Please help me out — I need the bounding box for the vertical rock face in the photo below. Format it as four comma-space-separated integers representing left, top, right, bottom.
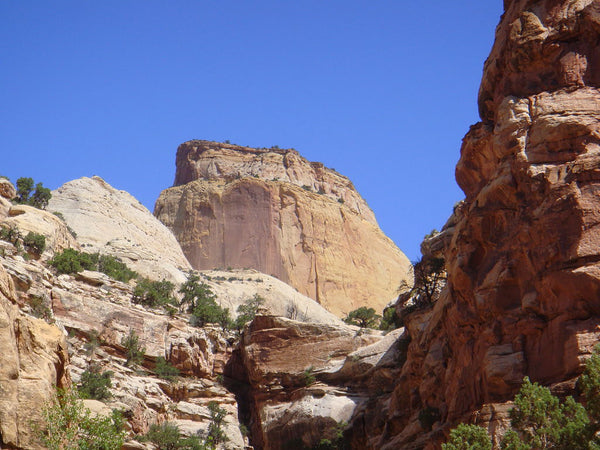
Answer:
0, 263, 69, 449
349, 1, 600, 448
155, 141, 412, 316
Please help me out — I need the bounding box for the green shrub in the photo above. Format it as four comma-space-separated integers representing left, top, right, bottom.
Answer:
23, 231, 46, 255
141, 422, 207, 450
155, 356, 179, 381
302, 366, 316, 386
180, 273, 231, 328
78, 364, 113, 400
49, 248, 96, 274
206, 401, 228, 448
379, 307, 401, 331
444, 347, 600, 449
144, 422, 182, 450
133, 278, 176, 308
96, 254, 137, 282
442, 424, 492, 450
121, 330, 146, 367
37, 388, 125, 450
49, 249, 137, 282
0, 225, 22, 246
310, 420, 348, 450
234, 294, 265, 330
343, 306, 381, 329
15, 177, 51, 209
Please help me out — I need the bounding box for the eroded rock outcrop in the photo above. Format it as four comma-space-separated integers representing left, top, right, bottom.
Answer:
231, 315, 404, 449
49, 176, 192, 283
348, 1, 600, 448
0, 262, 69, 449
0, 183, 349, 449
155, 141, 412, 316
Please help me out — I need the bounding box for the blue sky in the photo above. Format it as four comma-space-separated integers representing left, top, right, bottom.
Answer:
1, 1, 503, 260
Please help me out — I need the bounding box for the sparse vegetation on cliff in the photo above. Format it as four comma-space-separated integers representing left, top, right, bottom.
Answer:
49, 249, 138, 282
234, 293, 264, 330
344, 306, 380, 329
121, 330, 146, 367
180, 273, 232, 328
132, 278, 177, 308
154, 356, 180, 381
443, 347, 600, 449
14, 177, 52, 209
78, 363, 113, 400
23, 231, 46, 255
37, 389, 125, 450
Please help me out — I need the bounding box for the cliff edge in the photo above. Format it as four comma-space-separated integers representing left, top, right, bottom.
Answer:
155, 141, 412, 317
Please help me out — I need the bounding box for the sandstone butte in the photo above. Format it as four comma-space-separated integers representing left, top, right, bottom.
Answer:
154, 140, 412, 317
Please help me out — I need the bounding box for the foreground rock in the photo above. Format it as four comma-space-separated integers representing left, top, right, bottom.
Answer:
348, 1, 600, 448
232, 315, 403, 449
155, 141, 412, 316
48, 176, 192, 283
0, 262, 69, 449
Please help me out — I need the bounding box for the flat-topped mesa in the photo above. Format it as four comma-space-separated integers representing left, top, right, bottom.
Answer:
156, 140, 412, 317
173, 140, 377, 225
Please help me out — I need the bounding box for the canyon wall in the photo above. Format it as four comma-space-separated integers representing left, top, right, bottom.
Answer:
348, 1, 600, 448
155, 141, 412, 316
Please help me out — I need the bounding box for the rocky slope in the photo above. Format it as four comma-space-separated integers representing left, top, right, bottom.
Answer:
3, 176, 395, 449
345, 1, 600, 448
155, 141, 412, 316
48, 176, 192, 284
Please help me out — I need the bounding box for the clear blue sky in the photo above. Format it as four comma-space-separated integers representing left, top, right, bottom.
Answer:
1, 1, 503, 260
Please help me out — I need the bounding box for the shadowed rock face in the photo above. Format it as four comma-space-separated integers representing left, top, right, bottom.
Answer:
347, 1, 600, 448
155, 141, 412, 317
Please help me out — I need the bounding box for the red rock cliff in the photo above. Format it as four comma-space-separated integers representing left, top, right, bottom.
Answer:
349, 1, 600, 448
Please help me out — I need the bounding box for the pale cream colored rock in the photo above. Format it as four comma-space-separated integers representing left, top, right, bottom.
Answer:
48, 176, 192, 283
198, 269, 343, 326
2, 204, 79, 256
83, 399, 114, 418
156, 177, 411, 317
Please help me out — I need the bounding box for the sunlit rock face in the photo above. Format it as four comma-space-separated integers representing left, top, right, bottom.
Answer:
49, 176, 193, 284
155, 140, 412, 317
347, 1, 600, 448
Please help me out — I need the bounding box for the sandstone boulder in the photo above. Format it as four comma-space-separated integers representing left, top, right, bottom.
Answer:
0, 178, 16, 200
234, 315, 398, 449
2, 204, 79, 256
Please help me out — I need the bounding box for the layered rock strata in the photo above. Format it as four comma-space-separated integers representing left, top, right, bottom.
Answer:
348, 1, 600, 448
0, 261, 69, 449
155, 141, 412, 316
0, 176, 352, 449
230, 315, 405, 449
